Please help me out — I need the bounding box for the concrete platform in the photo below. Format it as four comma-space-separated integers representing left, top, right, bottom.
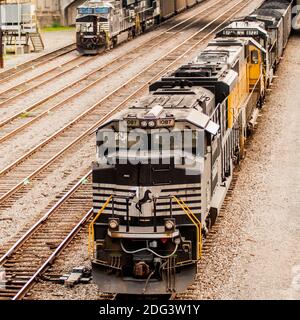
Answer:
1, 29, 75, 71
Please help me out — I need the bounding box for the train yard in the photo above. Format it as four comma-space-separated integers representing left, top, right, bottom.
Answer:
0, 0, 299, 301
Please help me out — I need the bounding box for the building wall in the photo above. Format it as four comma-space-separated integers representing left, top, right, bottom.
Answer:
61, 0, 84, 26
35, 0, 62, 27
3, 0, 81, 27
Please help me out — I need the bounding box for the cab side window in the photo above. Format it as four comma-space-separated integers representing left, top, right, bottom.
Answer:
251, 50, 259, 64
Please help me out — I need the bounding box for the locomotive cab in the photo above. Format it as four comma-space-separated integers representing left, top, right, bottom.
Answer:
76, 3, 111, 54
76, 0, 161, 55
76, 14, 107, 54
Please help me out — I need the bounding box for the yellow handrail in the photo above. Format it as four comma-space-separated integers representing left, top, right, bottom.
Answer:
173, 196, 202, 260
88, 195, 202, 260
88, 195, 113, 257
135, 14, 141, 34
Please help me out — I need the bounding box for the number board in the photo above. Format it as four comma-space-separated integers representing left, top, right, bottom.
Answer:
156, 119, 175, 128
221, 29, 260, 37
94, 7, 110, 14
126, 119, 140, 127
78, 7, 93, 14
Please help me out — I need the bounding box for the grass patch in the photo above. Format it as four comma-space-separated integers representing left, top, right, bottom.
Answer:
19, 112, 34, 119
42, 24, 75, 32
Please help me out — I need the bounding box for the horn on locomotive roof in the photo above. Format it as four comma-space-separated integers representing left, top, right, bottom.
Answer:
145, 105, 164, 118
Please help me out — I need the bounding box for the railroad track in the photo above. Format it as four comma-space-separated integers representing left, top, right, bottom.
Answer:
0, 172, 93, 300
0, 43, 76, 84
0, 0, 252, 300
0, 54, 93, 109
0, 0, 250, 210
0, 0, 225, 142
0, 0, 217, 115
19, 172, 239, 301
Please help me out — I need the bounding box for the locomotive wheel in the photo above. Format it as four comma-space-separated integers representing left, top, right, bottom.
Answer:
112, 37, 117, 48
155, 15, 161, 25
132, 27, 136, 38
257, 95, 263, 109
128, 29, 134, 40
234, 149, 241, 166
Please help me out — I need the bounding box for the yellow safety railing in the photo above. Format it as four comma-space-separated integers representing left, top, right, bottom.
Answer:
173, 196, 202, 260
105, 31, 110, 49
135, 15, 141, 34
88, 195, 113, 258
88, 195, 202, 260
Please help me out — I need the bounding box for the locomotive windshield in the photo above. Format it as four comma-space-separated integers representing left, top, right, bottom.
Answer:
76, 15, 98, 33
76, 22, 94, 33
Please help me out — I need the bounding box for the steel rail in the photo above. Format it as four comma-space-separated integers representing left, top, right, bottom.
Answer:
0, 0, 222, 123
0, 170, 92, 265
0, 55, 94, 108
11, 207, 94, 300
0, 0, 210, 84
0, 0, 225, 144
0, 0, 250, 207
0, 43, 76, 83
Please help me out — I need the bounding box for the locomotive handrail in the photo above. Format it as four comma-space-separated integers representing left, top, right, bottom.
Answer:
173, 196, 202, 260
88, 195, 113, 257
89, 195, 202, 259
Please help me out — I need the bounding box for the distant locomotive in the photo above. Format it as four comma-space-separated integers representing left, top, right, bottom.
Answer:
88, 0, 293, 295
76, 0, 205, 54
76, 0, 161, 54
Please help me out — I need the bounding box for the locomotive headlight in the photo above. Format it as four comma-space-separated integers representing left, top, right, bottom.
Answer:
164, 218, 176, 232
141, 121, 148, 128
108, 218, 119, 230
148, 120, 156, 128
